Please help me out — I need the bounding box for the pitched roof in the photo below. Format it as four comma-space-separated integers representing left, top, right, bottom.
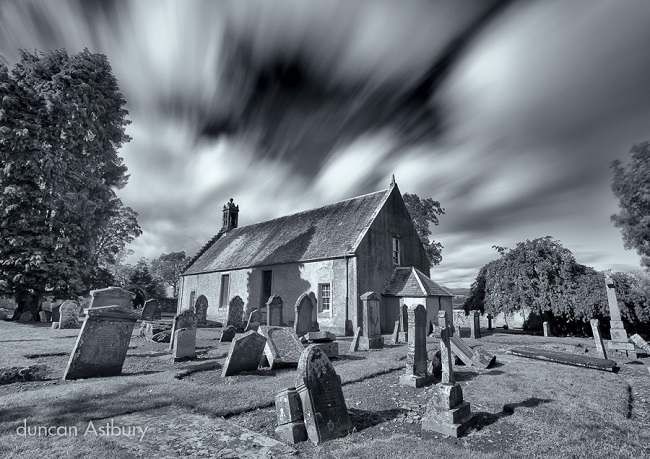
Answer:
183, 187, 393, 275
382, 266, 453, 297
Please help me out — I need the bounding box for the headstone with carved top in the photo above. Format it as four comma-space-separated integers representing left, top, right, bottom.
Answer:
398, 304, 435, 388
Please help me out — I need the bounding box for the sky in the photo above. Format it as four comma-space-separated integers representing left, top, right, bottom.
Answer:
1, 0, 649, 288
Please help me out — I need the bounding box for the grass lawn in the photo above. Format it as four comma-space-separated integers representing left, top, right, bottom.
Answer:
0, 320, 648, 458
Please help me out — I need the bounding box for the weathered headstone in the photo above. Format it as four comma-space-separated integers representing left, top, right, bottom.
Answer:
63, 306, 140, 380
543, 321, 551, 337
172, 328, 197, 362
140, 321, 172, 342
267, 295, 284, 326
470, 311, 481, 339
274, 387, 308, 444
294, 293, 315, 337
421, 310, 474, 437
471, 346, 496, 369
398, 304, 408, 343
399, 304, 434, 388
296, 345, 351, 445
51, 304, 61, 323
306, 331, 336, 342
390, 320, 400, 344
221, 330, 267, 377
220, 325, 237, 343
604, 272, 637, 358
226, 296, 244, 328
630, 334, 650, 354
0, 365, 48, 385
89, 287, 135, 309
258, 326, 305, 368
245, 309, 261, 332
38, 311, 49, 322
58, 301, 81, 329
194, 295, 208, 324
449, 335, 495, 370
169, 309, 198, 350
487, 314, 493, 330
507, 347, 618, 372
349, 327, 361, 353
590, 319, 607, 359
140, 299, 160, 321
312, 341, 339, 359
359, 292, 384, 350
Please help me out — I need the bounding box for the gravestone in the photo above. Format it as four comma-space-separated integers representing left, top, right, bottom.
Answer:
398, 304, 408, 343
543, 321, 551, 337
359, 292, 384, 350
221, 330, 267, 377
487, 314, 493, 330
449, 335, 495, 370
63, 306, 140, 380
59, 301, 81, 329
258, 326, 305, 369
422, 310, 474, 437
390, 320, 400, 344
194, 295, 208, 324
470, 311, 481, 339
245, 309, 261, 332
294, 293, 315, 337
140, 299, 160, 321
399, 304, 434, 388
51, 304, 61, 323
169, 309, 198, 351
89, 287, 135, 309
630, 334, 650, 354
508, 348, 618, 372
220, 325, 237, 343
274, 387, 307, 444
590, 319, 607, 359
604, 272, 636, 358
226, 296, 244, 328
172, 328, 197, 362
306, 331, 336, 342
312, 341, 339, 359
296, 345, 351, 445
267, 295, 284, 326
349, 327, 361, 353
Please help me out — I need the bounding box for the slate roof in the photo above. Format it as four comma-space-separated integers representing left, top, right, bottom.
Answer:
382, 266, 453, 297
183, 187, 393, 275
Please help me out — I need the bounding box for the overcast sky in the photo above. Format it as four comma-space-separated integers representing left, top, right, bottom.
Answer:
2, 0, 649, 288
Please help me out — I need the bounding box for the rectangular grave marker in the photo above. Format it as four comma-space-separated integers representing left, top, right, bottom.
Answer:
221, 330, 267, 377
258, 326, 305, 368
590, 319, 607, 359
172, 328, 197, 362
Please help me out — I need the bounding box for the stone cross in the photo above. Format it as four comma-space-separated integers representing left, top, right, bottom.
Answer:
590, 319, 607, 359
359, 292, 383, 350
439, 310, 454, 385
266, 295, 284, 326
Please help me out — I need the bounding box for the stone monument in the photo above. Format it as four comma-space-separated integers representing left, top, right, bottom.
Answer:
267, 295, 284, 326
359, 292, 384, 350
604, 272, 636, 358
398, 304, 435, 388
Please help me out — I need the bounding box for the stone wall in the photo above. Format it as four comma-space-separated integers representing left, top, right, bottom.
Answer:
452, 308, 542, 330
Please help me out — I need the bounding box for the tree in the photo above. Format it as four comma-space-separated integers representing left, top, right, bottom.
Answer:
128, 258, 166, 301
0, 49, 132, 317
151, 251, 189, 298
611, 141, 650, 269
403, 193, 445, 266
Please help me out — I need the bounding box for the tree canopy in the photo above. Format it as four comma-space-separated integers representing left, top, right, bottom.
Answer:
151, 251, 189, 298
402, 193, 445, 266
0, 49, 133, 299
611, 141, 650, 269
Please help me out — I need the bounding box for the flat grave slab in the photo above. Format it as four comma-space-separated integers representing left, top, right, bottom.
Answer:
507, 347, 618, 372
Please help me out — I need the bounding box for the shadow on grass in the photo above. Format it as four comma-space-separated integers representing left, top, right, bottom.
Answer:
348, 407, 407, 432
123, 370, 164, 377
337, 354, 367, 361
175, 362, 221, 380
472, 397, 552, 431
24, 352, 69, 359
128, 351, 170, 358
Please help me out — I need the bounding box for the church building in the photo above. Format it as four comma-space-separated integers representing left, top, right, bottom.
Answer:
178, 179, 453, 336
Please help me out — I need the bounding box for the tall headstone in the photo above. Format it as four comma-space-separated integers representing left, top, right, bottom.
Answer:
169, 309, 198, 351
543, 321, 551, 337
294, 293, 315, 337
172, 327, 197, 362
296, 345, 351, 445
51, 304, 61, 323
359, 292, 384, 350
89, 287, 135, 309
274, 387, 307, 444
590, 319, 608, 359
398, 304, 408, 343
245, 309, 261, 332
63, 306, 140, 380
349, 327, 361, 353
390, 320, 400, 344
140, 299, 160, 321
226, 296, 244, 328
604, 272, 637, 358
267, 295, 284, 326
221, 330, 267, 377
194, 295, 209, 324
422, 310, 474, 437
399, 304, 434, 388
470, 311, 481, 339
58, 301, 81, 329
258, 326, 305, 369
487, 314, 493, 330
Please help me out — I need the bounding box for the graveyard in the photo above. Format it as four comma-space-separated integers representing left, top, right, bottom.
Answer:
1, 305, 648, 459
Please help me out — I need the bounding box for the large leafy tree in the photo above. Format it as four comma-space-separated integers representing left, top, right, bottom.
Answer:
611, 141, 650, 269
129, 258, 166, 301
403, 193, 445, 266
151, 251, 189, 298
0, 49, 132, 310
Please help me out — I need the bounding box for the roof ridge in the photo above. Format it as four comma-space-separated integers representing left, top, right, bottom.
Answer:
412, 266, 428, 296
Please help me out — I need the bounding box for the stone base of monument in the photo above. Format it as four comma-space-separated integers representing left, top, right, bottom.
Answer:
275, 421, 308, 444
607, 342, 637, 359
398, 332, 408, 343
398, 372, 436, 388
422, 383, 474, 438
313, 341, 339, 359
358, 335, 384, 350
